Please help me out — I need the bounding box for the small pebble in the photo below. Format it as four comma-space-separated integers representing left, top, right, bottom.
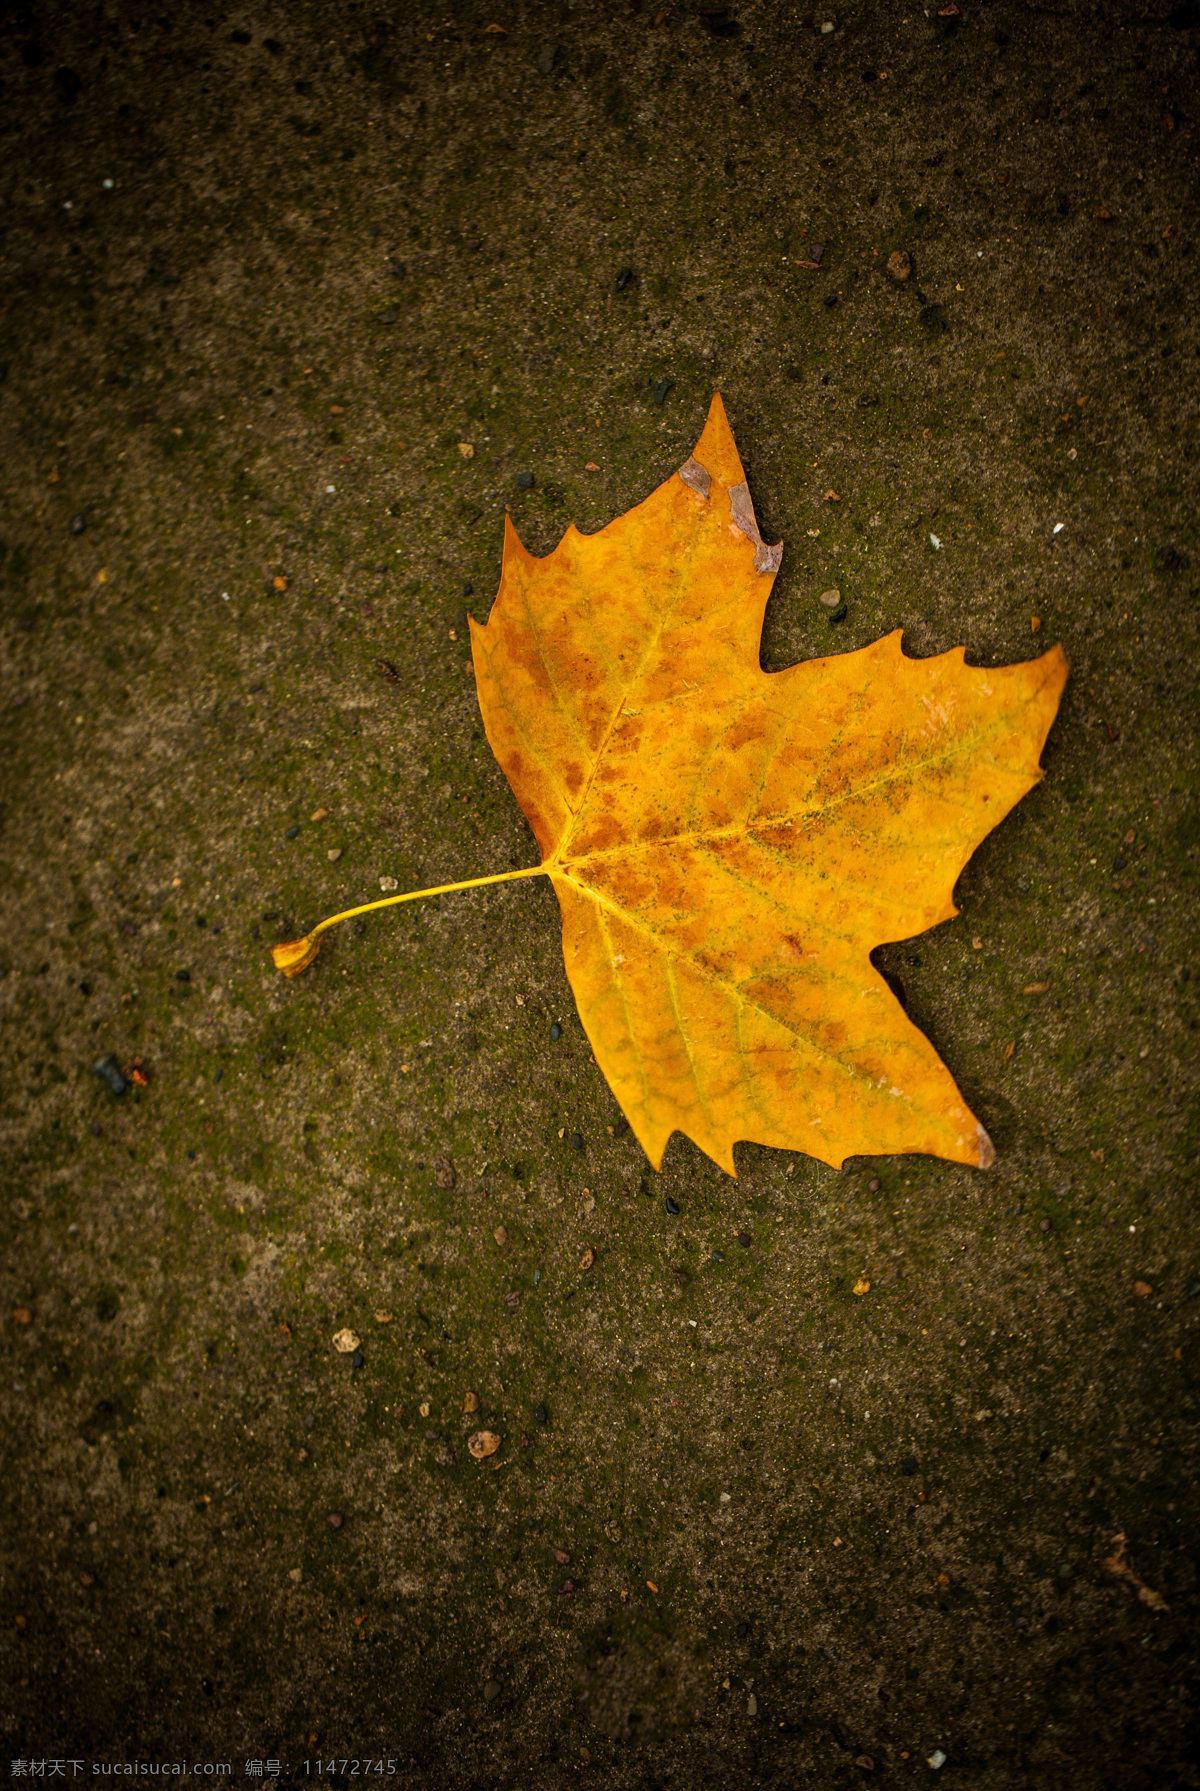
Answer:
327, 847, 342, 862
175, 969, 191, 983
886, 249, 912, 282
351, 1350, 364, 1369
823, 294, 838, 308
285, 824, 301, 840
70, 514, 86, 535
829, 603, 848, 625
549, 1023, 562, 1041
900, 1455, 918, 1476
737, 1230, 752, 1247
819, 588, 842, 609
327, 1511, 344, 1529
558, 1579, 577, 1596
533, 1403, 548, 1425
570, 1132, 584, 1153
736, 1620, 750, 1638
665, 1197, 680, 1215
1039, 1219, 1051, 1233
869, 1178, 881, 1192
616, 267, 636, 291
93, 1053, 127, 1097
483, 1679, 503, 1702
515, 472, 535, 490
652, 377, 674, 408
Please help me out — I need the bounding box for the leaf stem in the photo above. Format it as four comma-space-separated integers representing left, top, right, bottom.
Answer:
311, 863, 549, 935
270, 863, 549, 976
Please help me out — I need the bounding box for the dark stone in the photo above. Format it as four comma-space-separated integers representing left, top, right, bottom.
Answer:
616, 267, 636, 292
712, 1250, 724, 1262
230, 28, 252, 43
737, 1230, 753, 1247
536, 42, 558, 73
377, 307, 398, 325
857, 392, 879, 408
515, 471, 535, 490
202, 1677, 214, 1696
823, 294, 838, 308
829, 603, 848, 624
1039, 1218, 1051, 1233
93, 1054, 127, 1097
70, 514, 86, 535
351, 1350, 364, 1369
433, 1155, 456, 1189
736, 1620, 750, 1638
286, 823, 301, 839
54, 67, 83, 102
665, 1197, 680, 1215
550, 1023, 562, 1041
900, 1455, 918, 1476
570, 1132, 584, 1153
652, 377, 674, 407
861, 68, 878, 81
175, 969, 191, 982
327, 1511, 344, 1529
701, 8, 741, 36
187, 1150, 197, 1161
1113, 854, 1126, 871
533, 1403, 548, 1424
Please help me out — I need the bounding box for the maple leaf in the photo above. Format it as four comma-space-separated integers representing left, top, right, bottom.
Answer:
274, 394, 1067, 1177
469, 395, 1067, 1173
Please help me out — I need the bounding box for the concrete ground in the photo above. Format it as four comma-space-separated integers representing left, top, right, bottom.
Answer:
1, 0, 1197, 1785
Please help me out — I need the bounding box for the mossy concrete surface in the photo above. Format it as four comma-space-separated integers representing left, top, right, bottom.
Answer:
1, 1, 1197, 1784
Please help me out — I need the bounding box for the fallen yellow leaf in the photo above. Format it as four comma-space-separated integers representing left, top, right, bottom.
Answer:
646, 1580, 659, 1594
272, 395, 1068, 1177
471, 395, 1066, 1173
853, 1277, 871, 1296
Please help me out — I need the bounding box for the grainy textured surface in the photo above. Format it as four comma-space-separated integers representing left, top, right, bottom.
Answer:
1, 2, 1197, 1786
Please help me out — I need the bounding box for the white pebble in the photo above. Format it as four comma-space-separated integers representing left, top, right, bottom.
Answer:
928, 1751, 947, 1770
103, 178, 114, 190
930, 533, 942, 550
325, 484, 336, 493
